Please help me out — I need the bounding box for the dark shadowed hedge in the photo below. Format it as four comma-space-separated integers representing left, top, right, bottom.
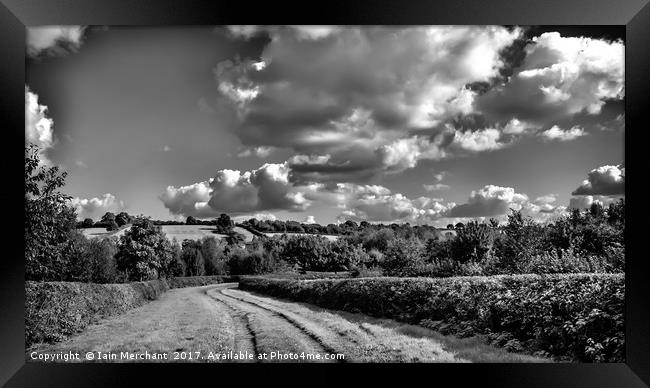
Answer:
25, 279, 169, 347
167, 275, 240, 288
240, 273, 624, 362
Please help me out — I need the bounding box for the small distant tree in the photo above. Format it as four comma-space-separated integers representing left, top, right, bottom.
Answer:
81, 218, 95, 228
106, 220, 119, 231
186, 216, 197, 225
447, 224, 454, 230
455, 222, 465, 229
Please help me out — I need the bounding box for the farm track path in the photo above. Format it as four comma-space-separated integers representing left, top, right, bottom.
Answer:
28, 283, 549, 363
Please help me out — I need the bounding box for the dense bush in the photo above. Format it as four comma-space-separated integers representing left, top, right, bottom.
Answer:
25, 279, 169, 347
115, 219, 176, 281
240, 273, 624, 362
280, 235, 368, 272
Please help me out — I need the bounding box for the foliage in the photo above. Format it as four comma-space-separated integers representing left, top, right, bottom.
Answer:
180, 240, 206, 276
26, 279, 169, 347
115, 218, 175, 281
381, 237, 426, 276
25, 143, 78, 281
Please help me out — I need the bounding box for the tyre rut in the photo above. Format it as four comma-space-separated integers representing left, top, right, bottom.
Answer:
207, 285, 345, 363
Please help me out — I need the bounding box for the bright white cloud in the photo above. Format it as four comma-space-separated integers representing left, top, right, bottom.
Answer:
159, 181, 218, 218
377, 135, 447, 173
70, 193, 126, 221
27, 26, 86, 57
25, 86, 55, 163
161, 163, 312, 218
572, 164, 625, 196
452, 128, 505, 152
446, 185, 529, 218
541, 125, 585, 141
477, 32, 624, 126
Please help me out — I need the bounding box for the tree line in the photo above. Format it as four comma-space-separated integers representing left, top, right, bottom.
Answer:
26, 142, 625, 283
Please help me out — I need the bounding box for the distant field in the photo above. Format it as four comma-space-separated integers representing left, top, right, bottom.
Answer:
160, 225, 229, 242
264, 232, 339, 241
80, 227, 130, 239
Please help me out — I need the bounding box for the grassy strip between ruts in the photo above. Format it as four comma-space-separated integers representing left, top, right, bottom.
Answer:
239, 273, 624, 362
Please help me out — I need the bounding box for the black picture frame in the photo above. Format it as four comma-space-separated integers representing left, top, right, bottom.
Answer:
1, 1, 648, 386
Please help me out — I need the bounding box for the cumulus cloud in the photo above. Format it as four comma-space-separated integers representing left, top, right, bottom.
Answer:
25, 86, 55, 163
477, 32, 624, 126
159, 181, 218, 218
304, 215, 316, 224
568, 195, 618, 210
376, 135, 447, 173
452, 128, 505, 152
70, 193, 126, 221
445, 185, 529, 218
216, 26, 522, 180
541, 125, 585, 141
501, 118, 538, 135
161, 163, 312, 218
572, 164, 625, 196
27, 26, 86, 57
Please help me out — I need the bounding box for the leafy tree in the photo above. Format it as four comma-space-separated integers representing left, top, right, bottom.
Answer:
81, 218, 94, 228
166, 239, 186, 277
200, 236, 228, 275
181, 240, 206, 276
25, 143, 78, 281
451, 221, 496, 263
115, 218, 174, 281
607, 199, 625, 226
186, 216, 197, 225
447, 224, 454, 230
216, 213, 233, 230
101, 212, 116, 223
106, 220, 120, 231
455, 222, 465, 229
381, 237, 426, 276
115, 212, 130, 227
281, 235, 331, 271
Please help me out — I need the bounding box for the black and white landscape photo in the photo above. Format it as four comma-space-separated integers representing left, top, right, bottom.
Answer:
25, 25, 625, 363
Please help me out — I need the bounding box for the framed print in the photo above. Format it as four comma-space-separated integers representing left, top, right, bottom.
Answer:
1, 0, 649, 386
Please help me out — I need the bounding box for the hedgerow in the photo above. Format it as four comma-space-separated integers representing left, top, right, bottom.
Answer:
167, 275, 239, 288
240, 273, 624, 362
25, 279, 169, 347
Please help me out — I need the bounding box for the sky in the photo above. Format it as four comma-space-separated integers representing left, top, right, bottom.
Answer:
25, 25, 625, 227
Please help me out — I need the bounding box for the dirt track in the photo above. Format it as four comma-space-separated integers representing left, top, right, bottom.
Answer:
28, 283, 548, 363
